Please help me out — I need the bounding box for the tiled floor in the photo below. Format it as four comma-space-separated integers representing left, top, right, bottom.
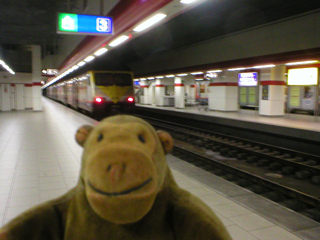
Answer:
0, 97, 319, 240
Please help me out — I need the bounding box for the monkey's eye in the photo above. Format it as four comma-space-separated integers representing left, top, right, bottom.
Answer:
97, 133, 103, 142
138, 134, 145, 143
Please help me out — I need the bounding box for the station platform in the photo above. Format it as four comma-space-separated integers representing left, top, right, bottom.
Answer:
135, 104, 320, 156
0, 97, 319, 239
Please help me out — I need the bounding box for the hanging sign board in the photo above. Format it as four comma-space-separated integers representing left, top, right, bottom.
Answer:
57, 13, 113, 35
287, 68, 318, 85
238, 72, 258, 86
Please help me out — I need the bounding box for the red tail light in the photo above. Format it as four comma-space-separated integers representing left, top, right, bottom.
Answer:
127, 97, 134, 103
95, 97, 103, 103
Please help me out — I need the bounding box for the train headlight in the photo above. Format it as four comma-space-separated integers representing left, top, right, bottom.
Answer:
127, 97, 134, 103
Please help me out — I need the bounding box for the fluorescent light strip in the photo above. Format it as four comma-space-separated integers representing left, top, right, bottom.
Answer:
109, 35, 129, 47
252, 64, 275, 69
0, 59, 15, 74
133, 14, 167, 32
177, 73, 188, 76
147, 77, 155, 80
228, 67, 246, 71
84, 56, 95, 62
285, 60, 318, 66
180, 0, 197, 4
191, 72, 203, 75
156, 76, 164, 79
77, 61, 86, 66
165, 75, 175, 78
94, 48, 108, 56
207, 70, 222, 73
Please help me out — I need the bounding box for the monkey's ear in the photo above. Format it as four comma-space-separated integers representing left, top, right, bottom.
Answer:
157, 131, 174, 154
75, 125, 94, 147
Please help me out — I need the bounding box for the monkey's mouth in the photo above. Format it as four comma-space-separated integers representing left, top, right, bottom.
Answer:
88, 177, 153, 197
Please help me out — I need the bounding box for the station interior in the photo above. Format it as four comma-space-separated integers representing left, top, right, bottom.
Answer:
0, 0, 320, 239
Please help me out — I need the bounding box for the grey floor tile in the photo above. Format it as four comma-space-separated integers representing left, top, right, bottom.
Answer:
226, 225, 259, 240
232, 194, 319, 232
229, 213, 275, 232
250, 226, 302, 240
294, 227, 320, 240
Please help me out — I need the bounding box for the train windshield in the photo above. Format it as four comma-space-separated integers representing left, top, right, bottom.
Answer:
94, 73, 132, 86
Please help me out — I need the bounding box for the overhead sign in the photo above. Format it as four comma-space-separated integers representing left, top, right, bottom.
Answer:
57, 13, 113, 35
287, 68, 318, 85
238, 72, 258, 86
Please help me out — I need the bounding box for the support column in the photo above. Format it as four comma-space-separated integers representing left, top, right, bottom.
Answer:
174, 77, 185, 108
140, 80, 149, 105
208, 71, 238, 111
155, 79, 165, 106
31, 45, 42, 111
259, 65, 286, 116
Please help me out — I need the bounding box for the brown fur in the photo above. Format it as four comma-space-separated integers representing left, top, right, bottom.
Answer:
0, 115, 231, 239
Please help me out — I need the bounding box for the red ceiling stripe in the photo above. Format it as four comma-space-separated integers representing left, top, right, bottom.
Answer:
209, 82, 238, 86
260, 81, 286, 85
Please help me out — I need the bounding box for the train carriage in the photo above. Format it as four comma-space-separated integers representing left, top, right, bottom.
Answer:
46, 70, 135, 117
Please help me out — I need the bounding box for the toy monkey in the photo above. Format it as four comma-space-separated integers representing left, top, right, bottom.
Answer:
0, 115, 231, 239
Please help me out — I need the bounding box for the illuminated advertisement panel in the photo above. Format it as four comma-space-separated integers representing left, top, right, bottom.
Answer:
57, 13, 113, 35
287, 68, 318, 85
238, 72, 258, 86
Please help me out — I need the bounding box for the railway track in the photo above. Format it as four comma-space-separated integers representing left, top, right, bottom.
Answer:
136, 114, 320, 222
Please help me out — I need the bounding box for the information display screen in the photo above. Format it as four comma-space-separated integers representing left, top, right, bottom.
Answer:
238, 72, 258, 86
57, 13, 113, 35
287, 68, 318, 85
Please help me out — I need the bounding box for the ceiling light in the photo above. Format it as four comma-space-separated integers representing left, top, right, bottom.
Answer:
207, 70, 222, 73
94, 48, 108, 56
228, 67, 246, 71
191, 72, 203, 75
285, 60, 318, 66
147, 77, 155, 80
252, 64, 275, 69
133, 14, 167, 32
109, 35, 129, 47
71, 65, 79, 70
156, 76, 164, 78
77, 61, 86, 66
177, 73, 188, 76
0, 59, 15, 74
165, 75, 175, 78
84, 56, 95, 62
180, 0, 197, 4
140, 78, 147, 80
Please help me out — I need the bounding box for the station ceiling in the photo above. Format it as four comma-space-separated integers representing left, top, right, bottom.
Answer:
0, 0, 320, 73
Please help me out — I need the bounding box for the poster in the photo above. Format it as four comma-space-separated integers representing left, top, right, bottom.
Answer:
262, 85, 269, 100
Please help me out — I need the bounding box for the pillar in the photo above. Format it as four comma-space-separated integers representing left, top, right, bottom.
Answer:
208, 71, 238, 111
140, 80, 149, 105
259, 65, 286, 116
31, 45, 42, 111
155, 79, 165, 106
174, 77, 185, 108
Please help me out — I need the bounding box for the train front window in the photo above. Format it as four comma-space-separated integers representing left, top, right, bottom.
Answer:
94, 73, 132, 86
95, 73, 114, 86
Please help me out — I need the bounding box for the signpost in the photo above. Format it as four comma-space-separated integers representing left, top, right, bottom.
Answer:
57, 13, 113, 35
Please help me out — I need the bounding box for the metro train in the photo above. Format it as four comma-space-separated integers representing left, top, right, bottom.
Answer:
46, 70, 135, 117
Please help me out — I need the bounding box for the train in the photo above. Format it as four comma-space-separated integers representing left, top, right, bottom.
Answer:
45, 70, 135, 117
